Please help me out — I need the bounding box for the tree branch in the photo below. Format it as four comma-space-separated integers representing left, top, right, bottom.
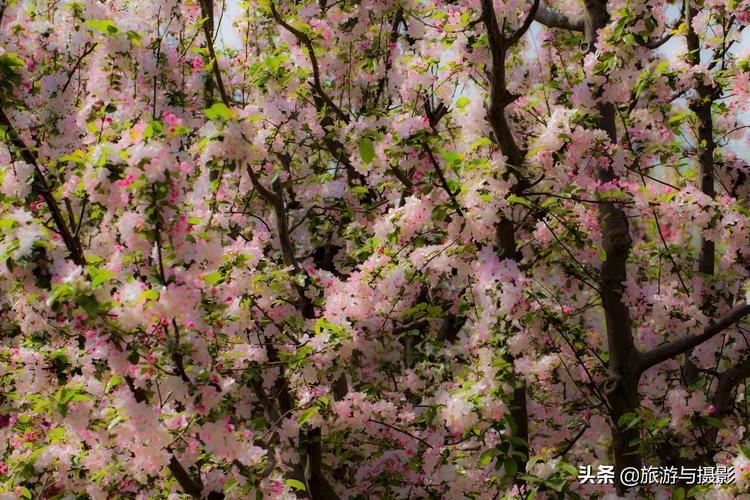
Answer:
479, 3, 532, 485
421, 140, 464, 216
507, 0, 541, 47
167, 455, 206, 499
199, 0, 230, 106
713, 357, 750, 415
246, 163, 281, 205
269, 1, 349, 124
553, 423, 589, 458
641, 2, 684, 50
372, 7, 404, 107
533, 6, 584, 31
638, 302, 750, 374
125, 375, 215, 498
60, 43, 97, 96
0, 107, 85, 265
480, 0, 525, 170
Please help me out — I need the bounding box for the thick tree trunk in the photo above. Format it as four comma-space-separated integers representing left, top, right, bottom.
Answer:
583, 0, 642, 492
496, 221, 530, 484
683, 0, 715, 388
686, 4, 716, 273
479, 0, 532, 485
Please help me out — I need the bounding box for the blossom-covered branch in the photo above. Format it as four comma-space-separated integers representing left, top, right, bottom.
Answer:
638, 302, 750, 374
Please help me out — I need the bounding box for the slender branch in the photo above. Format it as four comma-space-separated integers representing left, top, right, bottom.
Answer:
74, 197, 88, 238
246, 163, 281, 205
507, 0, 541, 47
389, 163, 413, 190
369, 418, 434, 448
479, 2, 533, 485
124, 375, 213, 498
553, 423, 589, 458
199, 0, 230, 106
60, 43, 97, 95
643, 30, 675, 50
266, 6, 370, 194
642, 3, 684, 50
271, 174, 301, 272
269, 0, 349, 124
421, 140, 464, 216
638, 302, 750, 374
0, 107, 85, 265
372, 7, 404, 107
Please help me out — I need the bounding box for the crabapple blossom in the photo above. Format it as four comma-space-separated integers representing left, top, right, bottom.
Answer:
1, 0, 750, 498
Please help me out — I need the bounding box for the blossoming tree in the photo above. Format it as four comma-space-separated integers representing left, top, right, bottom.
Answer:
1, 0, 749, 497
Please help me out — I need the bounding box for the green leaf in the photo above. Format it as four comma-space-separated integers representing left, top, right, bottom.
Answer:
687, 484, 713, 496
47, 283, 74, 306
559, 462, 579, 476
617, 412, 635, 427
545, 478, 566, 492
526, 455, 544, 473
667, 112, 686, 125
47, 427, 65, 443
78, 294, 100, 317
57, 402, 69, 417
284, 479, 307, 492
446, 178, 461, 194
470, 137, 492, 152
0, 52, 26, 89
204, 102, 231, 120
136, 289, 159, 303
170, 125, 190, 135
315, 317, 330, 335
91, 269, 117, 288
504, 458, 518, 477
293, 273, 307, 287
85, 19, 120, 35
0, 218, 17, 230
143, 120, 163, 139
358, 137, 375, 165
107, 415, 123, 430
125, 30, 143, 46
438, 149, 463, 163
705, 416, 727, 429
224, 479, 239, 493
297, 407, 318, 425
431, 205, 447, 222
28, 445, 48, 462
506, 195, 532, 207
204, 271, 225, 285
479, 449, 495, 465
105, 375, 123, 393
57, 387, 76, 405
